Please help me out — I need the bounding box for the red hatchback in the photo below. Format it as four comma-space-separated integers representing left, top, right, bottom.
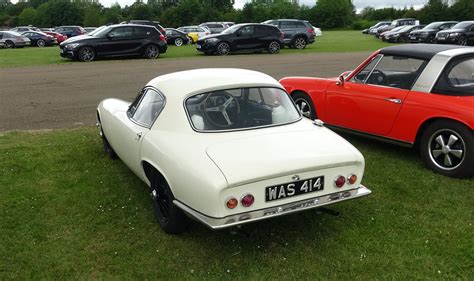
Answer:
280, 44, 474, 178
45, 31, 67, 44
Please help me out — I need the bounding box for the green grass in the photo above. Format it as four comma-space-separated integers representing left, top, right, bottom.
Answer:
0, 31, 392, 68
1, 127, 472, 279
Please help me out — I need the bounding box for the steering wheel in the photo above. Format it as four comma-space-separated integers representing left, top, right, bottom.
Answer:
204, 91, 240, 128
368, 70, 388, 86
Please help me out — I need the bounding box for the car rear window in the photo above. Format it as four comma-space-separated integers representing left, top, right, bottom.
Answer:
185, 87, 300, 132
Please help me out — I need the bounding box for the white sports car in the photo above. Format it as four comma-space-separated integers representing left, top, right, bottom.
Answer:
96, 69, 371, 234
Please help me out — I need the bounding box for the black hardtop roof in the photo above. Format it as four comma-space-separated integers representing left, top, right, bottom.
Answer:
380, 44, 468, 60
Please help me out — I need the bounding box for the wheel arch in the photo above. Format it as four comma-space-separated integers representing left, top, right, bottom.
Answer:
142, 160, 173, 193
414, 117, 473, 149
292, 33, 309, 42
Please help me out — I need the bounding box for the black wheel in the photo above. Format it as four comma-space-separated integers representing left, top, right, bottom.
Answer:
216, 42, 230, 55
5, 40, 14, 48
419, 120, 474, 178
78, 46, 95, 62
37, 39, 45, 47
144, 44, 160, 59
292, 92, 316, 119
150, 171, 189, 234
457, 36, 467, 46
293, 36, 307, 49
268, 41, 281, 54
97, 120, 117, 160
188, 36, 194, 44
174, 37, 183, 47
426, 35, 435, 44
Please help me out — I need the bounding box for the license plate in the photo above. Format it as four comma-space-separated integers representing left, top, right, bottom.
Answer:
265, 176, 324, 202
196, 44, 201, 49
409, 36, 416, 40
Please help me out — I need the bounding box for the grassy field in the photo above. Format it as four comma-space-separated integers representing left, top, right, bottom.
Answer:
0, 31, 393, 68
1, 127, 472, 279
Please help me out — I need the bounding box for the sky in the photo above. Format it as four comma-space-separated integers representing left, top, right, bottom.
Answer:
10, 0, 428, 10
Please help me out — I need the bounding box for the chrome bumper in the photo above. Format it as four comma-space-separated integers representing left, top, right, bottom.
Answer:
173, 184, 371, 230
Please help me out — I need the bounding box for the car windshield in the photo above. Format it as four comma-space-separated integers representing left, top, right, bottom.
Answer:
222, 24, 242, 34
88, 26, 107, 36
398, 26, 414, 32
91, 26, 112, 37
390, 26, 406, 32
451, 22, 473, 29
424, 22, 443, 29
185, 87, 301, 132
6, 31, 21, 36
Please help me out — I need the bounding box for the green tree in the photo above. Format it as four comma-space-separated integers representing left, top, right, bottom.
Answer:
449, 0, 474, 22
419, 0, 448, 23
315, 0, 354, 28
129, 2, 153, 20
103, 4, 122, 25
83, 6, 102, 26
18, 7, 39, 25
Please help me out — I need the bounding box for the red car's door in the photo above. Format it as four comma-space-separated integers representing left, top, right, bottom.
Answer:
324, 54, 426, 136
325, 82, 408, 136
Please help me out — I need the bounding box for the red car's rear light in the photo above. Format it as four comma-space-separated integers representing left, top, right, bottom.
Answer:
280, 32, 284, 40
159, 34, 165, 41
307, 28, 315, 34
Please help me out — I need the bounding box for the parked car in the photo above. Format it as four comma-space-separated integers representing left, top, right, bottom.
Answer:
199, 22, 230, 34
312, 25, 322, 36
121, 20, 166, 35
196, 23, 283, 55
379, 26, 406, 41
409, 21, 458, 43
177, 26, 210, 43
0, 31, 31, 48
0, 39, 5, 48
84, 27, 97, 33
280, 44, 474, 178
263, 19, 315, 49
21, 31, 56, 47
365, 21, 391, 35
384, 25, 425, 43
54, 26, 86, 37
96, 68, 372, 234
10, 26, 41, 32
436, 21, 474, 46
376, 18, 418, 38
165, 28, 190, 46
44, 31, 67, 44
40, 28, 54, 32
59, 24, 167, 62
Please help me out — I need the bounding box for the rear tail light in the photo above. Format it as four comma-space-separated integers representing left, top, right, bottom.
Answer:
241, 194, 254, 207
347, 174, 357, 185
205, 32, 209, 35
334, 175, 346, 188
280, 32, 284, 40
307, 28, 315, 34
159, 34, 165, 41
226, 197, 238, 209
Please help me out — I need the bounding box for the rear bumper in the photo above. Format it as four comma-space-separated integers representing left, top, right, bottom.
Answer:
174, 184, 371, 230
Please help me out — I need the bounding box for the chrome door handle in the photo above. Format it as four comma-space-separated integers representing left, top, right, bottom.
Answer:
136, 132, 142, 139
385, 98, 402, 104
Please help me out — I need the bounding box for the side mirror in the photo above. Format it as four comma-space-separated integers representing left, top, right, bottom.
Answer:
336, 75, 345, 86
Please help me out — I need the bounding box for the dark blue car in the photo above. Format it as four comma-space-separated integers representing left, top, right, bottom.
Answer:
21, 31, 55, 47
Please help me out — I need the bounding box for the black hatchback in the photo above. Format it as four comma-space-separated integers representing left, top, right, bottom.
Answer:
195, 23, 283, 55
59, 24, 167, 62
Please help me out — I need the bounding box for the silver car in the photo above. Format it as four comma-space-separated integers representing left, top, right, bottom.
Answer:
0, 31, 31, 48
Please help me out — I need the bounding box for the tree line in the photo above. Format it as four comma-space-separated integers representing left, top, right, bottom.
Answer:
0, 0, 472, 29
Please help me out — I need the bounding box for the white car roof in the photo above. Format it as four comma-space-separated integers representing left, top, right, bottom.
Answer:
146, 68, 283, 101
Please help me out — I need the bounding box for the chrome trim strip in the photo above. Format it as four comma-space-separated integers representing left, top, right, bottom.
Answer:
173, 185, 371, 230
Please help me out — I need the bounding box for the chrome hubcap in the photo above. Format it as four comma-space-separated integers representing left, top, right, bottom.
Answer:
218, 43, 229, 55
38, 40, 45, 47
269, 42, 280, 53
295, 38, 306, 49
81, 48, 94, 61
294, 98, 311, 118
146, 46, 158, 58
175, 38, 183, 46
429, 129, 465, 170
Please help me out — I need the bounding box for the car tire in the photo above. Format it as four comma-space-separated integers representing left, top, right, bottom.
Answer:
457, 36, 467, 46
292, 92, 316, 119
419, 120, 474, 178
216, 42, 230, 55
293, 37, 307, 49
97, 120, 117, 160
174, 38, 183, 47
268, 41, 281, 54
5, 40, 14, 48
144, 44, 160, 59
78, 46, 95, 62
188, 36, 194, 44
150, 171, 189, 234
37, 39, 45, 47
426, 35, 435, 44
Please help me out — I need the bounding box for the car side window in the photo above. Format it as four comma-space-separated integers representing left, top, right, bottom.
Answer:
279, 21, 295, 29
351, 54, 383, 83
109, 27, 133, 38
433, 56, 474, 96
363, 55, 426, 90
239, 26, 254, 36
131, 88, 165, 128
295, 22, 306, 28
133, 27, 150, 38
470, 25, 474, 32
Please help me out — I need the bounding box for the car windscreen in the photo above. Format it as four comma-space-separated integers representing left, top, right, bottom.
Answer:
92, 26, 113, 37
397, 26, 414, 32
185, 87, 301, 132
221, 24, 241, 34
451, 22, 473, 29
423, 22, 443, 29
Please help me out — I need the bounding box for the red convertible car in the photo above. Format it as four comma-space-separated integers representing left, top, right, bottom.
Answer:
280, 44, 474, 178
